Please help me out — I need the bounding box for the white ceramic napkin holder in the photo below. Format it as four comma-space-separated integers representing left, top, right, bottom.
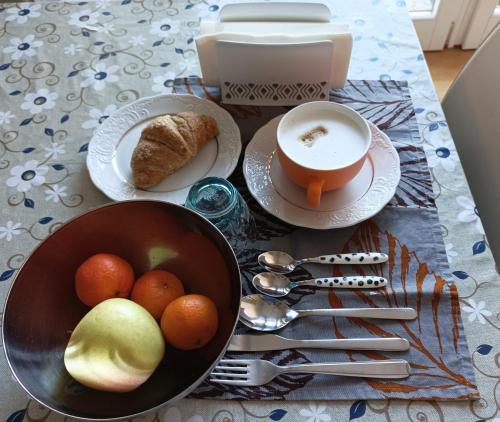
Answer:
196, 2, 352, 106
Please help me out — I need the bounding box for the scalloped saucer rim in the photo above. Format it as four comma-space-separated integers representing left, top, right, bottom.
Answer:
243, 114, 400, 229
86, 94, 241, 204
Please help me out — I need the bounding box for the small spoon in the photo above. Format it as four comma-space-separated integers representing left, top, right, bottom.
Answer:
258, 251, 388, 274
239, 294, 417, 332
253, 272, 388, 297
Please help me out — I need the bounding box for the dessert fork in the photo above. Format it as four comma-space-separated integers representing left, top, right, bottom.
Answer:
210, 359, 410, 386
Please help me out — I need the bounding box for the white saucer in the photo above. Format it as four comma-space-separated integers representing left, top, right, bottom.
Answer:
243, 115, 400, 229
87, 94, 241, 204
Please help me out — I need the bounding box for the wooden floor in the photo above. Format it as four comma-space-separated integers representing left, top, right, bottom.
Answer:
424, 48, 475, 100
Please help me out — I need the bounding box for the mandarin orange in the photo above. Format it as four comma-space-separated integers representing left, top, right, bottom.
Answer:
130, 270, 185, 320
160, 294, 218, 350
75, 253, 134, 307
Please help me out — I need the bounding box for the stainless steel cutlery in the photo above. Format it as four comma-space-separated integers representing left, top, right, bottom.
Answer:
239, 294, 417, 332
211, 359, 411, 386
228, 334, 410, 352
252, 271, 387, 297
258, 250, 388, 274
217, 249, 412, 387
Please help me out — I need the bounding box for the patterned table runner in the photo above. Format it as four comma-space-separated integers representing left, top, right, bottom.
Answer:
173, 78, 478, 401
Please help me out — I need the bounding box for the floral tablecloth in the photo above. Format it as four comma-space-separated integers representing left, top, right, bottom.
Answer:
0, 1, 498, 421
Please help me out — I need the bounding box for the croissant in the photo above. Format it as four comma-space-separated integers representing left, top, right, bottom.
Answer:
131, 112, 219, 189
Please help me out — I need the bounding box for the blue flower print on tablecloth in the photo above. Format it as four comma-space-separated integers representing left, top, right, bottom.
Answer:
20, 89, 58, 115
0, 221, 22, 242
68, 9, 100, 28
150, 19, 180, 37
64, 43, 83, 56
5, 3, 40, 24
129, 34, 146, 47
81, 104, 117, 129
299, 403, 331, 422
80, 63, 119, 91
151, 71, 176, 94
461, 299, 492, 325
424, 130, 459, 172
6, 160, 48, 192
0, 110, 15, 124
45, 184, 67, 203
2, 35, 43, 61
43, 143, 65, 159
456, 195, 485, 235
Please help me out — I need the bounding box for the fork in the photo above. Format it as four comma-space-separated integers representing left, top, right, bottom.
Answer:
210, 359, 411, 386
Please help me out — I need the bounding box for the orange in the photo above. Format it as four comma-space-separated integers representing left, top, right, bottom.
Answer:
160, 294, 219, 350
130, 270, 185, 320
75, 253, 134, 307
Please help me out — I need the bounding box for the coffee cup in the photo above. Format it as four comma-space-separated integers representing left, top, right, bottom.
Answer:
276, 101, 371, 208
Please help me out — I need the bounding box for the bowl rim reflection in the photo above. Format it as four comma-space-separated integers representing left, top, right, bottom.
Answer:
2, 199, 242, 421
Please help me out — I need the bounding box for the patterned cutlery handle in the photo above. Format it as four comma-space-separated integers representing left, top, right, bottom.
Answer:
296, 276, 387, 289
305, 252, 388, 265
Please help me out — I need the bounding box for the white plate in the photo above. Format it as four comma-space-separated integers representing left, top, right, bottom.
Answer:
243, 115, 400, 229
87, 94, 241, 204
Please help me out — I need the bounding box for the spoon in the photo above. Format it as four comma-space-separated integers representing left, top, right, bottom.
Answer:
252, 272, 388, 297
239, 294, 417, 332
258, 251, 388, 274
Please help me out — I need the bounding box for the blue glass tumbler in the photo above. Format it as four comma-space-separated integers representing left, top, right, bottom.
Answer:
185, 177, 256, 246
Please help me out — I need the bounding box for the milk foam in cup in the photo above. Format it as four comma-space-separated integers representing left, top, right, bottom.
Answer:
277, 101, 371, 208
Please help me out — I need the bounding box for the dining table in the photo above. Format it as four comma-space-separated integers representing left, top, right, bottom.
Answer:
1, 0, 499, 421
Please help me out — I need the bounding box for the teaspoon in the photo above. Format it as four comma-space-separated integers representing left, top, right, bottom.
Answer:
258, 251, 388, 274
239, 294, 417, 332
252, 272, 387, 297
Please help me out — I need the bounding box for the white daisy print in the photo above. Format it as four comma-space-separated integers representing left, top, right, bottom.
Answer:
424, 130, 459, 172
80, 62, 120, 91
0, 110, 16, 125
299, 404, 331, 422
21, 89, 58, 115
45, 184, 68, 203
462, 299, 492, 324
150, 19, 180, 37
151, 71, 176, 94
44, 143, 65, 159
68, 9, 100, 28
129, 34, 146, 47
0, 221, 22, 242
445, 243, 458, 263
82, 104, 117, 129
456, 195, 485, 235
98, 22, 114, 34
5, 3, 41, 24
64, 43, 83, 56
6, 160, 48, 193
2, 35, 43, 61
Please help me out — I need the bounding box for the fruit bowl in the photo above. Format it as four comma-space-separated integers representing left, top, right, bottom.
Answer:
2, 200, 241, 420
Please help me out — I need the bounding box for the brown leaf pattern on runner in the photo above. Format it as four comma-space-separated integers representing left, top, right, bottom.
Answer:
326, 220, 479, 398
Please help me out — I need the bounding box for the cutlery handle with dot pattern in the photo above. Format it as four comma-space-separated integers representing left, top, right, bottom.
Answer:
306, 253, 388, 265
299, 276, 387, 289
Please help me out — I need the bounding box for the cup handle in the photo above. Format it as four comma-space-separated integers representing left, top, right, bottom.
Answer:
307, 179, 324, 208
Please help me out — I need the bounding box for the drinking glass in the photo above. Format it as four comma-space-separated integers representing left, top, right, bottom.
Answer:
185, 177, 256, 246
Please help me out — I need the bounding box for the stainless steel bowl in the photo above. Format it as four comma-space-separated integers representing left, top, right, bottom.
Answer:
2, 200, 241, 420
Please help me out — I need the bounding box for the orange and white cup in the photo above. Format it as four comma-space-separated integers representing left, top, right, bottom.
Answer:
277, 102, 372, 209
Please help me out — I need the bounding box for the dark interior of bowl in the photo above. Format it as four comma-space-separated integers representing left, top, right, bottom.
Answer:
3, 201, 241, 420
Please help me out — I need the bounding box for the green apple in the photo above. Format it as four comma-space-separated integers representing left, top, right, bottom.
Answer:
64, 298, 165, 393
